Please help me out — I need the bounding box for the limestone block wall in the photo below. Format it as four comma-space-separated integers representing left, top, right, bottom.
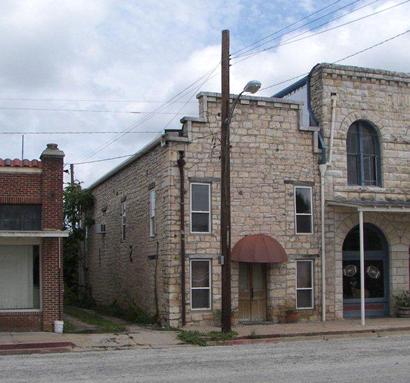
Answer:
310, 64, 410, 318
180, 93, 322, 324
87, 143, 174, 324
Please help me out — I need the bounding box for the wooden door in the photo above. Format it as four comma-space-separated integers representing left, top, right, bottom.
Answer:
239, 263, 267, 322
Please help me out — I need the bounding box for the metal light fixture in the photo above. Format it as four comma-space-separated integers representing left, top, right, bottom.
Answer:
243, 80, 262, 94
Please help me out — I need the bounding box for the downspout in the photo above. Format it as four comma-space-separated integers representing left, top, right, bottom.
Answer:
319, 92, 337, 322
177, 151, 186, 326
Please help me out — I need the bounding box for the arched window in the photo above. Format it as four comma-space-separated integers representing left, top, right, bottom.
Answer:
346, 120, 381, 186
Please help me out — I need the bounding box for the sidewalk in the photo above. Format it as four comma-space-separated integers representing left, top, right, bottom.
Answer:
1, 317, 410, 354
184, 317, 410, 344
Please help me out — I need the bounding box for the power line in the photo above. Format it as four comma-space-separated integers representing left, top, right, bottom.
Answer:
232, 0, 363, 58
0, 131, 162, 135
261, 28, 410, 91
0, 106, 186, 114
233, 0, 409, 64
68, 153, 136, 166
0, 97, 197, 104
81, 62, 220, 161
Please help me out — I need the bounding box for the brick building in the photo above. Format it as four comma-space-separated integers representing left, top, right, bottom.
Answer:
87, 63, 410, 327
0, 144, 67, 331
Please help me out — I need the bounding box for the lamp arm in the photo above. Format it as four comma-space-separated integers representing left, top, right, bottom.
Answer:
225, 90, 244, 127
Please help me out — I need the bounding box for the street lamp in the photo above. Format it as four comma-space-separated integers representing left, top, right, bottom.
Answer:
221, 79, 261, 333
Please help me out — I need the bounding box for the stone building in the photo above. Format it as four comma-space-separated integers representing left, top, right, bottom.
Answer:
87, 63, 410, 327
0, 144, 67, 331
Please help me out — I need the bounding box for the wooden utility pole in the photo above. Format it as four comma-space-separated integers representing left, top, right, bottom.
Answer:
220, 29, 231, 333
70, 163, 75, 185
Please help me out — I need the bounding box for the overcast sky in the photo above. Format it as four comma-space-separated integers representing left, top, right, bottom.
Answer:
0, 0, 409, 186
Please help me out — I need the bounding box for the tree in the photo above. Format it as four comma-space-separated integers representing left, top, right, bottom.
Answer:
63, 182, 94, 303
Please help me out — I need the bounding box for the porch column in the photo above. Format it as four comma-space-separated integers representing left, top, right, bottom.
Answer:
359, 210, 365, 326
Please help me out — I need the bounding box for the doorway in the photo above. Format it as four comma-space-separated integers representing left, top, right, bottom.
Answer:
238, 263, 267, 322
342, 223, 389, 317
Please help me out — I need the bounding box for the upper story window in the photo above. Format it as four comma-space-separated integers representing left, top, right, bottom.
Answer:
149, 189, 156, 237
294, 186, 313, 234
190, 183, 211, 233
346, 120, 381, 187
0, 205, 41, 231
121, 201, 126, 240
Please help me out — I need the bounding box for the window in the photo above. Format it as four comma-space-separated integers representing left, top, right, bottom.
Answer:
347, 120, 381, 186
0, 205, 41, 231
190, 259, 211, 310
121, 201, 126, 240
296, 260, 314, 309
190, 183, 211, 233
149, 189, 156, 237
294, 186, 313, 234
0, 245, 40, 310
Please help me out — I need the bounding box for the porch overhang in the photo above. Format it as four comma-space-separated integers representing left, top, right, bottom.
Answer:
327, 199, 410, 213
232, 234, 288, 264
0, 230, 69, 238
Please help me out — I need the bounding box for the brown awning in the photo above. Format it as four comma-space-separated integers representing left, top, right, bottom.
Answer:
231, 234, 288, 263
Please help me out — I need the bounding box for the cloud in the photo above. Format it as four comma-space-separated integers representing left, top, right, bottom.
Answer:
0, 0, 408, 185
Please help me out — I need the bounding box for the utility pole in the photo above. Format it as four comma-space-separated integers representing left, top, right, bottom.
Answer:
220, 29, 231, 333
21, 135, 24, 161
70, 163, 75, 186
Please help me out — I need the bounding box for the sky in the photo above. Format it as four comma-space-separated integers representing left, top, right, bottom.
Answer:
0, 0, 409, 186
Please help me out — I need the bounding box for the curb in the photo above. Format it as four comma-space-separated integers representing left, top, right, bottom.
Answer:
224, 326, 410, 345
0, 341, 75, 355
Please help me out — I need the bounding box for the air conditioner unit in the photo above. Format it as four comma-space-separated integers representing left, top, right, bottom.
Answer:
96, 224, 106, 234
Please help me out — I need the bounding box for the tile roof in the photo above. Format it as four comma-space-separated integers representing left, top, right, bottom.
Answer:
0, 158, 42, 168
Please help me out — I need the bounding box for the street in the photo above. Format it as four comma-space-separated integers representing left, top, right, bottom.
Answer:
1, 333, 410, 382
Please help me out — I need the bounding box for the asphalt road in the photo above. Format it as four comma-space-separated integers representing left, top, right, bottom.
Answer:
1, 333, 410, 383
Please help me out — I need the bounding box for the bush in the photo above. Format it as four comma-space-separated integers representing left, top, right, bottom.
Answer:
394, 290, 410, 308
96, 301, 156, 325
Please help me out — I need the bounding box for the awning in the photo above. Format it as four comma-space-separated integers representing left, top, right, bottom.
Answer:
231, 234, 288, 263
327, 199, 410, 213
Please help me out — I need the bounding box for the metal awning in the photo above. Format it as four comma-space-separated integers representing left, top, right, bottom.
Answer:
232, 234, 288, 263
327, 199, 410, 213
0, 230, 69, 238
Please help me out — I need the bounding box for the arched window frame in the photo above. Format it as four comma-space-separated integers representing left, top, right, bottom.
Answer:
346, 120, 381, 187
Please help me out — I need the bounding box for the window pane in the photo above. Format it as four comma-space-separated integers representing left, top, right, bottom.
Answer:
347, 125, 359, 154
0, 205, 41, 231
363, 155, 377, 186
296, 215, 312, 233
297, 261, 312, 288
192, 184, 209, 212
297, 290, 312, 308
347, 154, 360, 185
192, 213, 210, 232
0, 245, 39, 309
192, 289, 210, 309
192, 261, 210, 288
295, 188, 311, 214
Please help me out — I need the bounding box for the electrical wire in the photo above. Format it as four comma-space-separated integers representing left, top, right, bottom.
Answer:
80, 62, 220, 161
68, 153, 136, 165
0, 97, 196, 104
0, 131, 162, 135
260, 29, 410, 91
232, 0, 364, 58
0, 106, 184, 114
233, 0, 409, 64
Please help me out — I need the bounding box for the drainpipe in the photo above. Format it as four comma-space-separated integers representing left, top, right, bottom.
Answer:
320, 93, 337, 322
177, 151, 186, 326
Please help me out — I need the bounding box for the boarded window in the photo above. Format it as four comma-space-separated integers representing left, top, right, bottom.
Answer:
296, 260, 314, 309
190, 259, 211, 310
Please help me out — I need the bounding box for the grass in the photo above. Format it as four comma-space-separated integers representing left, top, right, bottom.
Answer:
95, 301, 156, 325
63, 318, 78, 333
64, 305, 126, 333
177, 330, 238, 346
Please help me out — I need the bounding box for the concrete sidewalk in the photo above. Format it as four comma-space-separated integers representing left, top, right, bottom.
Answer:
2, 318, 410, 354
0, 326, 181, 355
184, 317, 410, 343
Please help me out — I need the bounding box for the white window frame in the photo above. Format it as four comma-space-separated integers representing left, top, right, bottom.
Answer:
190, 259, 212, 311
149, 189, 156, 237
296, 259, 314, 310
0, 244, 42, 313
190, 183, 211, 234
121, 201, 126, 241
294, 186, 313, 234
